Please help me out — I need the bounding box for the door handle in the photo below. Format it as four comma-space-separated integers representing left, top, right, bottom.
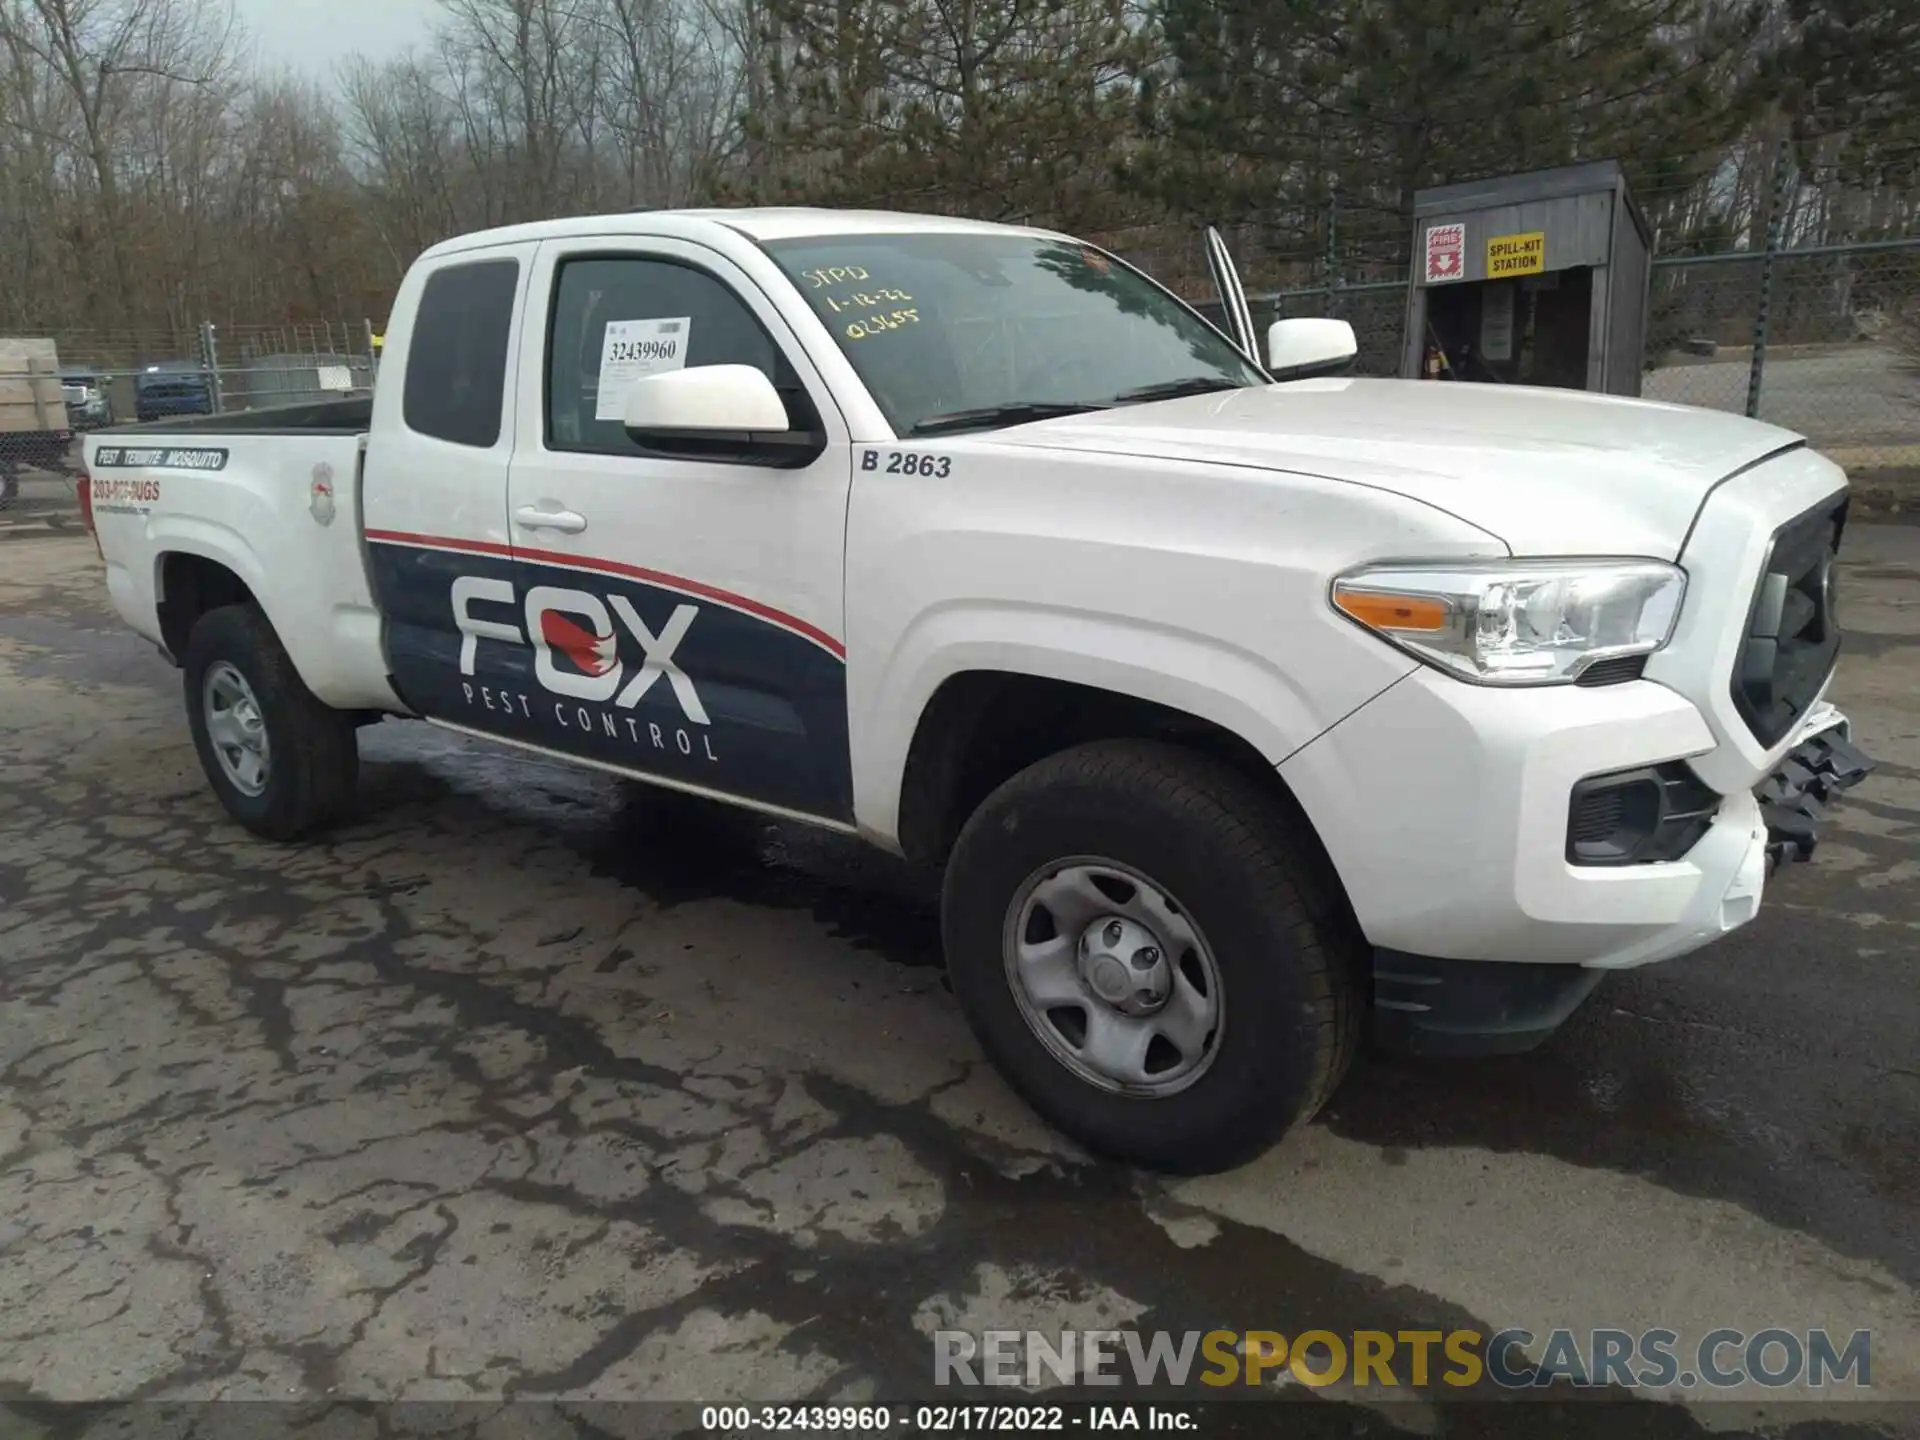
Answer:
514, 504, 587, 534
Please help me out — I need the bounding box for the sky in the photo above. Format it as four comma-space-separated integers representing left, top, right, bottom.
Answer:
230, 0, 441, 80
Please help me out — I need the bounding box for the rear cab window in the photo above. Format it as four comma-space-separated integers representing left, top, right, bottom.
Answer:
403, 258, 520, 447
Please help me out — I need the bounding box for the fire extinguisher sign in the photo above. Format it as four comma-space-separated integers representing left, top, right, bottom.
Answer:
1424, 223, 1465, 283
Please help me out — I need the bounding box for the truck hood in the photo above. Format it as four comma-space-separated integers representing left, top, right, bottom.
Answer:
993, 377, 1808, 558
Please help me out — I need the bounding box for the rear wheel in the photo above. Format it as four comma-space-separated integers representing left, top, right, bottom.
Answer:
182, 603, 359, 840
941, 740, 1360, 1174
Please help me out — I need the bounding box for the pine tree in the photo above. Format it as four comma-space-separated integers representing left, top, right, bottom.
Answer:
1769, 0, 1919, 194
735, 0, 1151, 233
1138, 0, 1764, 274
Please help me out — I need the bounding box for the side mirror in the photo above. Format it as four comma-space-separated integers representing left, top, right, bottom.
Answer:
1266, 318, 1357, 381
619, 364, 822, 468
621, 363, 790, 432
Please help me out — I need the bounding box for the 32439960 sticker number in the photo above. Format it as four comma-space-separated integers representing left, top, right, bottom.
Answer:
861, 449, 952, 478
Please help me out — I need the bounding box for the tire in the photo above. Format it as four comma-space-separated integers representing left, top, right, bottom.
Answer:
941, 740, 1361, 1174
181, 602, 360, 841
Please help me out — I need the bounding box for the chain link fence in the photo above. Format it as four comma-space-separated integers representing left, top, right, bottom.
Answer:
1162, 237, 1920, 495
1642, 243, 1920, 482
0, 320, 381, 514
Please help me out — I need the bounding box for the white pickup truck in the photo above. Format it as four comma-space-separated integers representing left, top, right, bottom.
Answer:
80, 208, 1872, 1173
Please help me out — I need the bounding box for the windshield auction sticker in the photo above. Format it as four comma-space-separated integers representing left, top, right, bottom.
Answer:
595, 316, 691, 421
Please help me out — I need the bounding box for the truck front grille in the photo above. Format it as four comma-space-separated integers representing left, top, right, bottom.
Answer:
1730, 496, 1845, 748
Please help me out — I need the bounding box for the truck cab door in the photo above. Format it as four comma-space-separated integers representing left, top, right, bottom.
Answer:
1204, 226, 1260, 366
362, 243, 539, 726
494, 236, 856, 826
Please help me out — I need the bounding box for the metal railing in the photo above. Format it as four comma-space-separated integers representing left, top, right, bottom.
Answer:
0, 319, 384, 511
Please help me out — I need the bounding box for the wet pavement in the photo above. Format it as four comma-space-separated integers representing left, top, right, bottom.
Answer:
0, 472, 82, 539
0, 532, 1915, 1431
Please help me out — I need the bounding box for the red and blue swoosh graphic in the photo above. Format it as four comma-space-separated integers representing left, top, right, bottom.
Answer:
364, 531, 853, 822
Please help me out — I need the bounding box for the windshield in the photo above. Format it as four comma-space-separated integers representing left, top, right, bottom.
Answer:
760, 232, 1266, 437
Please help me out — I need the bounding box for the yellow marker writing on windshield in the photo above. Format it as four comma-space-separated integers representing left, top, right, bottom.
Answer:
803, 265, 869, 289
824, 288, 913, 313
845, 309, 920, 340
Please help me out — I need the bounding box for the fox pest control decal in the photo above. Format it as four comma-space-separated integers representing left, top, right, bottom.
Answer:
310, 462, 337, 526
88, 475, 163, 515
454, 577, 714, 739
1424, 223, 1465, 283
88, 445, 225, 516
91, 445, 228, 471
364, 534, 856, 820
595, 316, 690, 420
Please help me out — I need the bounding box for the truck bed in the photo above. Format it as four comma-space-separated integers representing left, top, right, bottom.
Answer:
82, 417, 400, 715
102, 395, 372, 437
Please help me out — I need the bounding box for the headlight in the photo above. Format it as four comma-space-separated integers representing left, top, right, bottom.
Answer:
1331, 559, 1686, 685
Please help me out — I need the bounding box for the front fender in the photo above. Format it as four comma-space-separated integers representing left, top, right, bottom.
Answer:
839, 439, 1508, 850
850, 599, 1417, 847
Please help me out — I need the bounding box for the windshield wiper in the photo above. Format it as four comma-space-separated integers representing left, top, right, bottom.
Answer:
1111, 377, 1243, 405
906, 401, 1111, 437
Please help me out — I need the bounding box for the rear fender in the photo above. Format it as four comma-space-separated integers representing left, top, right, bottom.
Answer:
148, 516, 400, 712
148, 517, 273, 658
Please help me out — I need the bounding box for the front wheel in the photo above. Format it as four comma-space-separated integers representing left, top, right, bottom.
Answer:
182, 603, 360, 841
941, 740, 1360, 1174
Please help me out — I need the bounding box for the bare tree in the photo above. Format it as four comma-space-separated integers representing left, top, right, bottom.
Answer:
436, 0, 597, 218
0, 0, 236, 332
595, 0, 743, 206
0, 0, 1911, 363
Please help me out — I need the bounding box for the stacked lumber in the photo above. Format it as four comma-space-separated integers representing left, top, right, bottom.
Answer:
0, 338, 70, 436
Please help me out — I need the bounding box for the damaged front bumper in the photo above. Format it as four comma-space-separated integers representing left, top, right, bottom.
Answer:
1371, 704, 1876, 1059
1755, 703, 1876, 873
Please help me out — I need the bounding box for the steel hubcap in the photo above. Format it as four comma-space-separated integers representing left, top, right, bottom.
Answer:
1004, 859, 1224, 1097
203, 662, 270, 797
1079, 914, 1171, 1016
